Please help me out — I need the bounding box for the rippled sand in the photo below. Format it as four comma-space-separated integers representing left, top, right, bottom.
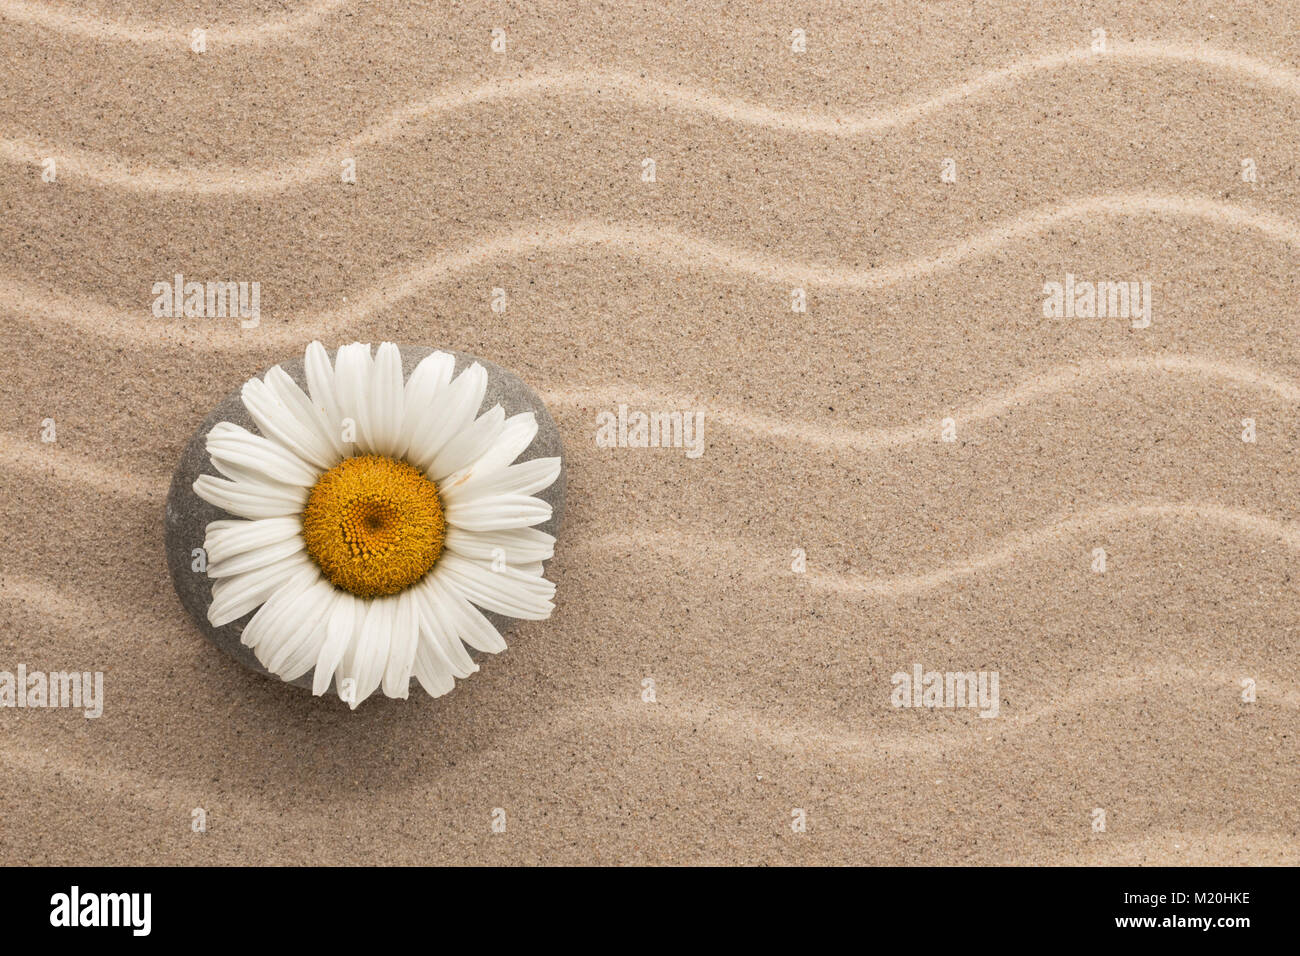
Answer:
0, 0, 1297, 864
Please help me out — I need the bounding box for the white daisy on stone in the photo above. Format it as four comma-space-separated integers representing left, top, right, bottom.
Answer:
193, 341, 560, 708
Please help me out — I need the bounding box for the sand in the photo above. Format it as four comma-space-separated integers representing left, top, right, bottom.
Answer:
1, 0, 1298, 865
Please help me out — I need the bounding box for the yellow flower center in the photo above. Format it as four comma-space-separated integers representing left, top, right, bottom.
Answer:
301, 455, 445, 598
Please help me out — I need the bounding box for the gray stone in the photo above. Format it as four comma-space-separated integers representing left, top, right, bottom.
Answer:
165, 346, 565, 693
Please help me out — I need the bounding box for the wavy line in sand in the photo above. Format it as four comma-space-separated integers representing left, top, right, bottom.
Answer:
2, 193, 1299, 348
326, 193, 1300, 304
569, 502, 1300, 598
0, 431, 167, 500
544, 354, 1300, 451
0, 666, 1293, 825
3, 41, 1299, 191
0, 431, 168, 499
9, 489, 1300, 635
3, 430, 1298, 604
0, 573, 143, 626
2, 353, 1299, 501
3, 742, 1290, 864
0, 0, 348, 47
806, 503, 1300, 597
610, 666, 1300, 762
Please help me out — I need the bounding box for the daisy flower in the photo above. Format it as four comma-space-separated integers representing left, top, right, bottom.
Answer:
192, 342, 561, 708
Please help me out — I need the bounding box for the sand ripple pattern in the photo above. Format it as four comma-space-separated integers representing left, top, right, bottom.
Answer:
2, 41, 1299, 192
3, 20, 1297, 864
1, 194, 1298, 349
570, 500, 1300, 597
545, 355, 1300, 449
811, 503, 1300, 596
4, 352, 1300, 496
0, 0, 348, 47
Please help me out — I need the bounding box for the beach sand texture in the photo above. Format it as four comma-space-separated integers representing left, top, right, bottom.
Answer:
1, 0, 1298, 864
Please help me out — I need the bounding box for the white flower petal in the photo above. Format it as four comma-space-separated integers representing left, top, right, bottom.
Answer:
463, 412, 538, 475
435, 553, 555, 620
271, 586, 339, 680
206, 421, 319, 487
333, 342, 373, 453
432, 579, 508, 654
441, 457, 560, 504
405, 362, 487, 472
207, 534, 305, 578
260, 579, 337, 676
396, 351, 454, 459
279, 610, 334, 683
239, 566, 321, 653
412, 634, 455, 698
313, 592, 357, 696
241, 372, 336, 472
195, 474, 308, 520
426, 405, 505, 481
408, 585, 458, 678
267, 366, 343, 464
204, 516, 302, 565
340, 596, 392, 708
442, 553, 555, 598
336, 603, 364, 703
304, 341, 350, 459
203, 519, 243, 535
443, 526, 556, 564
366, 342, 406, 458
408, 582, 464, 695
444, 493, 552, 531
382, 590, 420, 699
417, 577, 478, 677
207, 455, 294, 489
207, 553, 313, 626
